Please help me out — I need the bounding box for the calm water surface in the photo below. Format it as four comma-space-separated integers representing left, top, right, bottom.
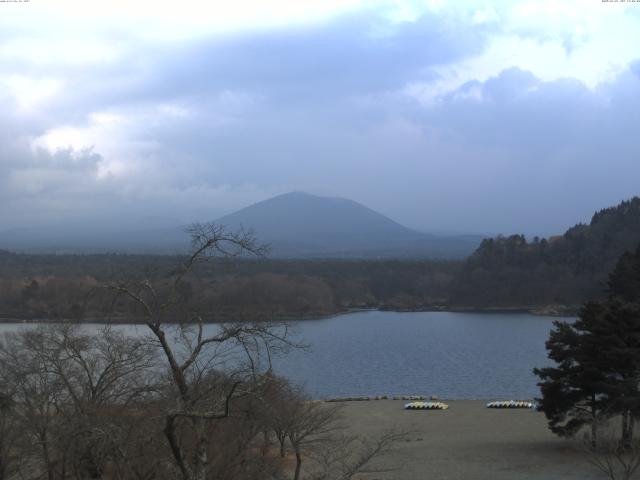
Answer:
273, 311, 559, 400
0, 311, 560, 400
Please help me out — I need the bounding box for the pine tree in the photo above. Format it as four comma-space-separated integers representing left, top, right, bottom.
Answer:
534, 302, 609, 445
608, 244, 640, 305
535, 243, 640, 446
606, 244, 640, 444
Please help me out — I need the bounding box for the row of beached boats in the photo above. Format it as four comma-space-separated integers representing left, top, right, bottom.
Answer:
404, 401, 449, 410
404, 400, 535, 410
485, 400, 535, 409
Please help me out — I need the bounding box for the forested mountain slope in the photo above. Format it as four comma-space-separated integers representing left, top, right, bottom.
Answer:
450, 197, 640, 309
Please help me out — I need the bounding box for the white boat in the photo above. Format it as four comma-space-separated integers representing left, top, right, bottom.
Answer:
486, 400, 534, 409
404, 401, 449, 410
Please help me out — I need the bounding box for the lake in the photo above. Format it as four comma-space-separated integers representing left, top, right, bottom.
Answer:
0, 311, 560, 400
273, 311, 558, 400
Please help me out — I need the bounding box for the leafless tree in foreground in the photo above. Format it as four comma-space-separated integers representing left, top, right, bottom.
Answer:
0, 223, 405, 480
581, 421, 640, 480
262, 378, 408, 480
98, 223, 298, 480
307, 429, 408, 480
0, 389, 19, 480
0, 324, 158, 480
286, 400, 342, 480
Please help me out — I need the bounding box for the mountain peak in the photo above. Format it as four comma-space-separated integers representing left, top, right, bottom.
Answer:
258, 191, 356, 205
215, 193, 479, 258
0, 192, 481, 258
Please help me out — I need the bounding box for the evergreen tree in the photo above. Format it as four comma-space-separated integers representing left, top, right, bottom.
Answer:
535, 243, 640, 446
603, 246, 640, 443
534, 302, 609, 445
592, 301, 640, 444
608, 244, 640, 305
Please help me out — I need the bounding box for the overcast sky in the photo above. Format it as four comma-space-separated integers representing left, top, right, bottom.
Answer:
1, 0, 639, 236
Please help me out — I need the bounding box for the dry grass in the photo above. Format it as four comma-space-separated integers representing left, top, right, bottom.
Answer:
337, 399, 603, 480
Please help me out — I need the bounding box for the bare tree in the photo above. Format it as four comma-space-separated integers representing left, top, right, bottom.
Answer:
0, 324, 159, 480
0, 223, 403, 480
47, 325, 157, 479
308, 429, 408, 480
286, 400, 342, 480
260, 374, 299, 458
581, 421, 640, 480
97, 223, 296, 480
263, 380, 407, 480
0, 390, 19, 480
0, 328, 67, 480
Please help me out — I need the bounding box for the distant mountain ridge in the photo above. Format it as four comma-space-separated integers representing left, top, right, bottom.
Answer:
215, 192, 480, 258
0, 192, 482, 258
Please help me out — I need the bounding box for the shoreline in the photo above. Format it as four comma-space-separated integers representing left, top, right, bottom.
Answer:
0, 305, 577, 324
322, 395, 538, 403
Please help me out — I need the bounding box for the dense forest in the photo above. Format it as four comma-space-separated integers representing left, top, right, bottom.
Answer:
451, 197, 640, 311
0, 251, 458, 321
1, 197, 640, 321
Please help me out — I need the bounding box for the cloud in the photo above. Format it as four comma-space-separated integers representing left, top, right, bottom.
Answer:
0, 1, 639, 236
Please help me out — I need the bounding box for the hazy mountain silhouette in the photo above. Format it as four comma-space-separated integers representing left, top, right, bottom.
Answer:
215, 192, 481, 258
0, 192, 482, 258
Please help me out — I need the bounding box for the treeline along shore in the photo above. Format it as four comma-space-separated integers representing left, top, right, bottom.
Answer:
1, 197, 640, 322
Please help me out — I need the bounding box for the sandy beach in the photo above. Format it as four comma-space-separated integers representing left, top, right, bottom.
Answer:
339, 400, 602, 480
